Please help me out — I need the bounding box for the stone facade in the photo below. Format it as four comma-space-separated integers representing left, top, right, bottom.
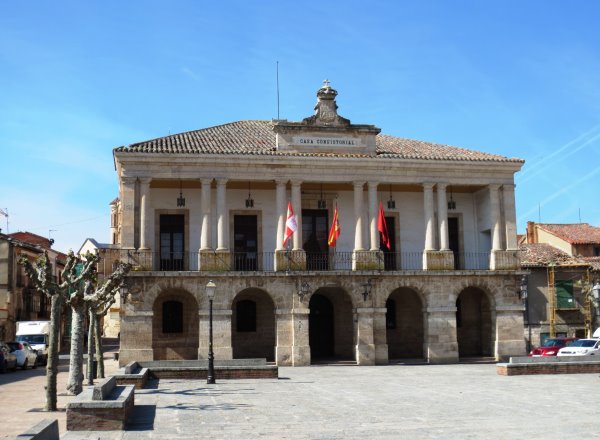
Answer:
112, 82, 527, 366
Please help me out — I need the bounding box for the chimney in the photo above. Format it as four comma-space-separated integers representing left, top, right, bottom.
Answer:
526, 221, 536, 244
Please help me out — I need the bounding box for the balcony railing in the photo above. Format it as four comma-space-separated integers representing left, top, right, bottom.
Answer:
121, 250, 493, 272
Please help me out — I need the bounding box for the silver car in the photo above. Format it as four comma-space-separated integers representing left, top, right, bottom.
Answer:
7, 341, 38, 369
0, 342, 17, 372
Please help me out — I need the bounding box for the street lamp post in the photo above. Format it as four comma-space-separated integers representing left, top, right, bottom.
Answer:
519, 275, 531, 352
206, 280, 216, 384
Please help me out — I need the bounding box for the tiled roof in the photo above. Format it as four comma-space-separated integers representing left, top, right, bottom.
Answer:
114, 120, 523, 163
519, 243, 585, 267
582, 257, 600, 272
537, 223, 600, 245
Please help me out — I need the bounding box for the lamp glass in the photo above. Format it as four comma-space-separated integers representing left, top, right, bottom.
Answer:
206, 280, 216, 299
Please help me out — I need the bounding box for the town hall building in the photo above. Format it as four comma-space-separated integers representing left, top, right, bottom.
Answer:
111, 82, 527, 366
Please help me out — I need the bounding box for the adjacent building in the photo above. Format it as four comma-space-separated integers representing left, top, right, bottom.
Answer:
112, 82, 527, 366
520, 222, 600, 348
0, 232, 66, 342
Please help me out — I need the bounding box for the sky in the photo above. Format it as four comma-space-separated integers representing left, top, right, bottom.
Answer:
1, 1, 599, 253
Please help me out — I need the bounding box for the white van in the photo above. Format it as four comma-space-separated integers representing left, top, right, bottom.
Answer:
16, 321, 50, 365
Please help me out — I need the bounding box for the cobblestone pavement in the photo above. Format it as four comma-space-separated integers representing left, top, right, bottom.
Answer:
58, 364, 600, 440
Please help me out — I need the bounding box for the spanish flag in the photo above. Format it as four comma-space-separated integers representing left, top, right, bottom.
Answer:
328, 205, 341, 247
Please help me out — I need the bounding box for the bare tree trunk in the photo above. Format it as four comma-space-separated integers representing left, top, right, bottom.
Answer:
67, 298, 86, 395
94, 313, 104, 378
86, 311, 94, 385
45, 293, 63, 411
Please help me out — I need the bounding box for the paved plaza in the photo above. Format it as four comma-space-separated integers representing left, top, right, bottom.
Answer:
2, 361, 599, 439
52, 363, 598, 440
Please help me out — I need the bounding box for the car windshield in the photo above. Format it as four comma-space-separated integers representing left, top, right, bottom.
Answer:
16, 335, 45, 344
544, 339, 567, 347
570, 340, 597, 348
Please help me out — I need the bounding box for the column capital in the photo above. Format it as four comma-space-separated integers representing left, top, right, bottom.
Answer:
353, 181, 366, 188
290, 180, 303, 187
216, 178, 228, 186
488, 183, 501, 191
138, 177, 152, 185
422, 182, 435, 190
275, 179, 288, 186
436, 182, 448, 190
367, 181, 379, 188
121, 176, 137, 185
201, 178, 213, 186
502, 183, 515, 191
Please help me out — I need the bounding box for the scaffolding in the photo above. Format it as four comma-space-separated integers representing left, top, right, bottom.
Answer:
547, 264, 593, 338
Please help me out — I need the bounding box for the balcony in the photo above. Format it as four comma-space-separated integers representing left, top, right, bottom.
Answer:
121, 250, 493, 272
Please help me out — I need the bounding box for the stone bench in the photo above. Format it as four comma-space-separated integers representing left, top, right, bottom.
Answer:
66, 376, 135, 431
15, 419, 59, 440
135, 359, 278, 380
497, 356, 600, 376
113, 361, 150, 389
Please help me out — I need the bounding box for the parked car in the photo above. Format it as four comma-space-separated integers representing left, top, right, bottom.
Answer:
557, 338, 600, 356
0, 342, 18, 373
7, 341, 38, 369
528, 337, 578, 356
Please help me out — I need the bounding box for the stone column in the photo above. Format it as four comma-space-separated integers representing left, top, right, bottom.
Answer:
423, 183, 436, 251
437, 183, 449, 251
355, 307, 375, 365
495, 305, 527, 361
288, 181, 307, 270
353, 181, 365, 251
200, 179, 212, 250
275, 180, 286, 251
373, 307, 389, 365
198, 309, 233, 360
291, 181, 303, 251
120, 177, 137, 249
275, 309, 293, 366
118, 311, 154, 367
368, 181, 379, 251
503, 184, 518, 250
489, 184, 502, 251
292, 307, 310, 366
139, 178, 152, 250
216, 179, 229, 251
425, 306, 459, 363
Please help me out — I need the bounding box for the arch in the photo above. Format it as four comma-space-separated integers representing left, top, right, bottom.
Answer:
308, 287, 354, 362
456, 287, 494, 357
152, 289, 199, 360
231, 288, 275, 362
386, 287, 425, 360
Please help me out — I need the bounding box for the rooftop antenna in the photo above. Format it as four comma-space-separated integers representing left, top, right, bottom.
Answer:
0, 208, 8, 233
49, 229, 57, 246
579, 208, 582, 223
538, 203, 541, 223
276, 61, 280, 120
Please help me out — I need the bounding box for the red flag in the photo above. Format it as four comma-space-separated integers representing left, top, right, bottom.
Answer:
283, 201, 297, 247
378, 202, 391, 250
328, 205, 341, 247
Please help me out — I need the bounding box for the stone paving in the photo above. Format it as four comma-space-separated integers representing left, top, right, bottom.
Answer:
59, 364, 600, 440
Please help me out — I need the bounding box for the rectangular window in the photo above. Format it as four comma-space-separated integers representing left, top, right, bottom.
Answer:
555, 280, 576, 309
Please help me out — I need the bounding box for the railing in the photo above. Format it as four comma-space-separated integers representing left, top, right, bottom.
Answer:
119, 250, 493, 272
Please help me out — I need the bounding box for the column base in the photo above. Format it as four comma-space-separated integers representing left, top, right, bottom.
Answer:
423, 250, 454, 270
276, 346, 293, 366
352, 250, 384, 270
199, 250, 231, 271
490, 250, 520, 270
292, 345, 311, 366
355, 344, 376, 365
274, 249, 306, 272
375, 344, 389, 365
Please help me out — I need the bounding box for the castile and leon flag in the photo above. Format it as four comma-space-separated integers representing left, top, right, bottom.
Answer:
283, 201, 297, 247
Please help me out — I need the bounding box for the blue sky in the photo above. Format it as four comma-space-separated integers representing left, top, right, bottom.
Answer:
1, 1, 599, 252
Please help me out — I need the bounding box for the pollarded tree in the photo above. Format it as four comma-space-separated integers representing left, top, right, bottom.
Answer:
19, 250, 94, 409
85, 262, 131, 381
64, 252, 100, 395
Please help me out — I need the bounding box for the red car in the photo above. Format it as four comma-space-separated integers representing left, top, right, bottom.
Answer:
529, 337, 578, 356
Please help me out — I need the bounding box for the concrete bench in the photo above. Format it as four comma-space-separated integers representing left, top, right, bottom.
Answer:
66, 376, 135, 431
497, 356, 600, 375
113, 361, 149, 389
15, 419, 59, 440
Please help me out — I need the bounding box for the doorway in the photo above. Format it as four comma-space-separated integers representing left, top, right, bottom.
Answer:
303, 209, 329, 270
309, 294, 334, 358
233, 215, 258, 271
160, 214, 184, 270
